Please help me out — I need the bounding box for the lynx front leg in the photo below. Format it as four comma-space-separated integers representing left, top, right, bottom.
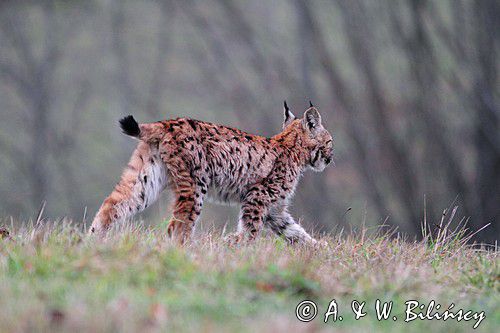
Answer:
265, 207, 316, 244
236, 186, 271, 242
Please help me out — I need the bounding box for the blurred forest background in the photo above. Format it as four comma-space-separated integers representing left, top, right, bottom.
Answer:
0, 0, 498, 242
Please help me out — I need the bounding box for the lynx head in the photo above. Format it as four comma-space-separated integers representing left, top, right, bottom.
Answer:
282, 101, 334, 172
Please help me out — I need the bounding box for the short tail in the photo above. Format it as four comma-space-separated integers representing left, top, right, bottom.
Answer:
119, 115, 141, 138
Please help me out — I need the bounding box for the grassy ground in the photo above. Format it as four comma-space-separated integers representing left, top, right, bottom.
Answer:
0, 220, 498, 332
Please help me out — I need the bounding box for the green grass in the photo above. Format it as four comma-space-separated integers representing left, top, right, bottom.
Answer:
0, 221, 498, 332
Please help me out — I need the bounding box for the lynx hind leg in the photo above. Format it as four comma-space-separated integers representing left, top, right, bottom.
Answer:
166, 180, 205, 244
90, 142, 167, 235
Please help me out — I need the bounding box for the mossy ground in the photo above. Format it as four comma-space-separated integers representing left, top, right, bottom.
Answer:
0, 221, 498, 332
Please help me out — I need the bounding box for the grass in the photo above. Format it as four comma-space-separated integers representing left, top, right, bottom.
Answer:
0, 218, 498, 332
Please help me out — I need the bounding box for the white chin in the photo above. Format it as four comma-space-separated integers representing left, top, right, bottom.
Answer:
310, 162, 327, 172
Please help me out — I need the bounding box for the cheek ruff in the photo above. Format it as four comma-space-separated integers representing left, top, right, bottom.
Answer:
310, 149, 321, 167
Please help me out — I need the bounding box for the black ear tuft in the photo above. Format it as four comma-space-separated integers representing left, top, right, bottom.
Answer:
283, 100, 296, 129
309, 100, 314, 108
119, 115, 141, 137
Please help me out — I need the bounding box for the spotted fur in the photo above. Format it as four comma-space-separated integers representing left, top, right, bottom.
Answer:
90, 103, 334, 244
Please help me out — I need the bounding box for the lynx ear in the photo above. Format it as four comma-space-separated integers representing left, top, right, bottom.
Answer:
303, 107, 322, 132
283, 100, 296, 129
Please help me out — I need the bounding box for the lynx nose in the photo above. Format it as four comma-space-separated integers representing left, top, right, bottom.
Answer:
325, 152, 334, 166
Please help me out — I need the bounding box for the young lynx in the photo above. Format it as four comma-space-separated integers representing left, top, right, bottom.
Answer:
90, 102, 334, 243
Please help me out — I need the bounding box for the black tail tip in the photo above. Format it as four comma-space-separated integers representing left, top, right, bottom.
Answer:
119, 115, 140, 137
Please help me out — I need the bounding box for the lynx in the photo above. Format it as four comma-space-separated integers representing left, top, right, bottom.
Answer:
90, 102, 334, 243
